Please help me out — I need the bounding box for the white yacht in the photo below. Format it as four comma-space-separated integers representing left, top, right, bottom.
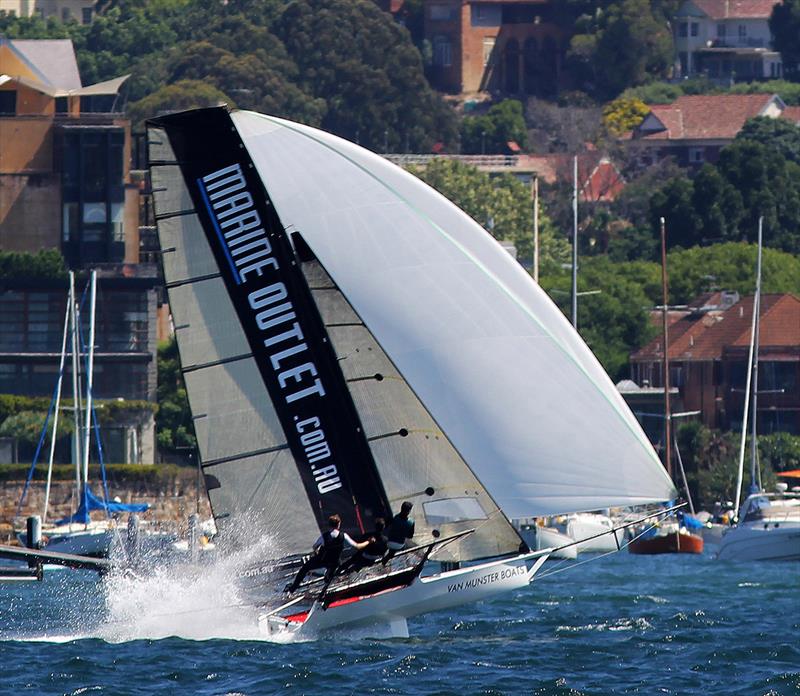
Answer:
717, 489, 800, 562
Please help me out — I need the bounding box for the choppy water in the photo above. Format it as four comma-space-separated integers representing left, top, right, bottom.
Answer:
1, 549, 798, 695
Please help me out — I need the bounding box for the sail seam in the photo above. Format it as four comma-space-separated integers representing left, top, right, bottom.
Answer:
155, 209, 196, 222
201, 444, 289, 468
250, 113, 663, 471
182, 352, 252, 373
166, 272, 222, 289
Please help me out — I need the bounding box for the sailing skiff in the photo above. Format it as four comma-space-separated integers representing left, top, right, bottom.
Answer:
146, 107, 675, 639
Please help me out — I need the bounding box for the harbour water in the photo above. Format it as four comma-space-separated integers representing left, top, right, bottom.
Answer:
1, 549, 798, 695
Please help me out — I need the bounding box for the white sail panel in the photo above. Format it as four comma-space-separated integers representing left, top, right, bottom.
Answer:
233, 112, 676, 518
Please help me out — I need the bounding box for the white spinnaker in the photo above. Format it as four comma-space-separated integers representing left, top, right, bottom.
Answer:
233, 111, 676, 519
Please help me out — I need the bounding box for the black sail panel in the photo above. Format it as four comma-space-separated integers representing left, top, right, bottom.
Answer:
148, 107, 390, 541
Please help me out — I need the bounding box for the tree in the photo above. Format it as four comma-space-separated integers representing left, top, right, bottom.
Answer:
769, 0, 800, 78
567, 0, 673, 99
737, 116, 800, 164
602, 96, 650, 136
273, 0, 458, 152
540, 255, 657, 380
126, 80, 234, 129
410, 159, 569, 268
156, 337, 196, 453
461, 100, 529, 154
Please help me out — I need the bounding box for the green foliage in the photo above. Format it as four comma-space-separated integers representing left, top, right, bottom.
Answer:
0, 462, 193, 484
568, 0, 673, 99
758, 432, 800, 473
621, 79, 800, 105
410, 159, 569, 268
126, 80, 234, 128
540, 255, 657, 380
0, 250, 67, 281
273, 0, 458, 151
0, 410, 73, 447
156, 337, 196, 452
647, 142, 800, 255
461, 100, 529, 154
736, 116, 800, 164
676, 422, 779, 509
769, 0, 800, 78
659, 243, 800, 305
602, 97, 650, 136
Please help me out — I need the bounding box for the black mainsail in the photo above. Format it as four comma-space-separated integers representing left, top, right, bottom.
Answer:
148, 108, 390, 552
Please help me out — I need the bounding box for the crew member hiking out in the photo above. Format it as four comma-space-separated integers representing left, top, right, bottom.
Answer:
339, 518, 389, 575
285, 514, 370, 593
382, 501, 415, 565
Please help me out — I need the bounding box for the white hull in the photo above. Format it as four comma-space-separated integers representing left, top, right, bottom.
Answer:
700, 522, 727, 546
716, 521, 800, 562
260, 552, 550, 640
516, 524, 577, 560
19, 522, 115, 557
564, 514, 619, 553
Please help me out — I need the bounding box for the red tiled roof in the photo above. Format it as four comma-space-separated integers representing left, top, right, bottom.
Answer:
632, 294, 800, 362
636, 94, 778, 141
521, 153, 625, 201
692, 0, 779, 18
780, 106, 800, 125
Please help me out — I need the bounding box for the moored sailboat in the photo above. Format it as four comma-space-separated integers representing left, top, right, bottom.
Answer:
717, 220, 800, 562
146, 106, 676, 639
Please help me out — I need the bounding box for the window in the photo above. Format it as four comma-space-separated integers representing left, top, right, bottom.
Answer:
738, 24, 746, 38
432, 35, 452, 67
691, 22, 699, 36
0, 91, 16, 115
423, 498, 487, 525
82, 7, 92, 24
429, 4, 452, 21
689, 147, 705, 163
678, 22, 688, 37
483, 37, 495, 67
55, 96, 68, 114
717, 23, 726, 38
61, 7, 71, 21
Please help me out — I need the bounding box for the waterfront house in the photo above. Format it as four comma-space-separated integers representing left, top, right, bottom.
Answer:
630, 292, 800, 435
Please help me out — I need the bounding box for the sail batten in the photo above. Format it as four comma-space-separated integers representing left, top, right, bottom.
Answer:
148, 109, 396, 554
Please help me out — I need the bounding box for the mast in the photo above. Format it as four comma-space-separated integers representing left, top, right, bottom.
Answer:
82, 270, 97, 488
660, 217, 672, 480
749, 221, 763, 496
69, 272, 83, 522
571, 155, 578, 328
733, 218, 762, 517
533, 174, 539, 284
43, 295, 71, 524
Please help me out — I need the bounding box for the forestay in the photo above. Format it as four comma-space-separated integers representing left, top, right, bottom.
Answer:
232, 111, 677, 520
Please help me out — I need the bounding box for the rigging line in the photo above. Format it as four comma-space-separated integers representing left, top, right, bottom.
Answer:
535, 522, 660, 580
251, 113, 663, 470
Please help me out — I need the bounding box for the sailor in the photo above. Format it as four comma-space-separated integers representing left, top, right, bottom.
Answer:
338, 518, 389, 574
382, 501, 415, 565
285, 513, 370, 593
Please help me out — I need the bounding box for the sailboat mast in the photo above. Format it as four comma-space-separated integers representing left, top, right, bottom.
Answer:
749, 220, 763, 495
69, 272, 83, 516
43, 295, 71, 524
82, 270, 97, 487
571, 155, 578, 328
660, 217, 672, 480
733, 218, 762, 517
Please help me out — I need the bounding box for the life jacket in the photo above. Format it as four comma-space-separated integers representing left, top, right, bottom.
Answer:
318, 529, 345, 565
387, 515, 414, 544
